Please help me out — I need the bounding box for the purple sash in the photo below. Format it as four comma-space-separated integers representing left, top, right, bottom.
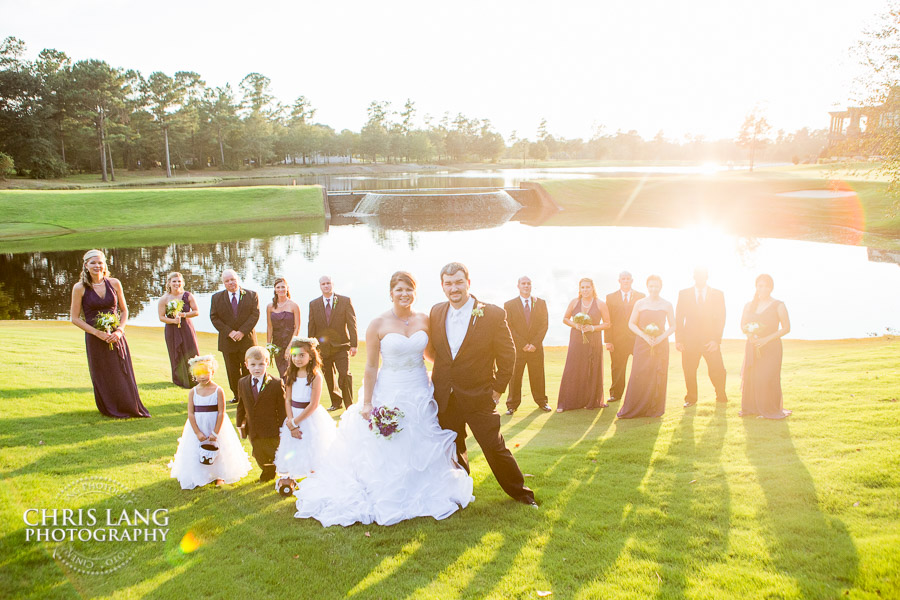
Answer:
194, 405, 218, 413
291, 401, 310, 409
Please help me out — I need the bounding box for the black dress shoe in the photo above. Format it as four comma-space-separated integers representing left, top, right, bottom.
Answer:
505, 409, 515, 415
539, 404, 552, 412
326, 406, 339, 412
258, 472, 276, 483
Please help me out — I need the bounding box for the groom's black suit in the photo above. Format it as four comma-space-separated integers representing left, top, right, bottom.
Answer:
430, 298, 535, 504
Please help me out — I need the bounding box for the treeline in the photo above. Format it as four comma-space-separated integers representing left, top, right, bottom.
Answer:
0, 36, 828, 180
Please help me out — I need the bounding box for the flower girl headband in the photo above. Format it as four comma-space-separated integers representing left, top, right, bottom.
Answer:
290, 336, 319, 348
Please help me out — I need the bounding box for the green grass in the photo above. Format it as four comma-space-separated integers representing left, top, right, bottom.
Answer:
538, 171, 900, 249
0, 186, 325, 252
1, 321, 898, 599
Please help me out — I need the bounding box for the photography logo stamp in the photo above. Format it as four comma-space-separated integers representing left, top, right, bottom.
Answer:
22, 476, 169, 576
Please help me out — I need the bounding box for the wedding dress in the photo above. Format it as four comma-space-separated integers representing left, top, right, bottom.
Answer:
294, 330, 474, 526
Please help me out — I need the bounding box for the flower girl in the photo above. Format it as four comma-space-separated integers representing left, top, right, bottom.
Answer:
274, 338, 336, 489
170, 355, 252, 489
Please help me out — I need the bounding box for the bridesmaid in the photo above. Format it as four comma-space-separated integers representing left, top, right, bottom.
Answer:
157, 271, 200, 389
617, 275, 674, 419
266, 277, 302, 377
557, 277, 611, 412
740, 274, 792, 419
69, 249, 150, 419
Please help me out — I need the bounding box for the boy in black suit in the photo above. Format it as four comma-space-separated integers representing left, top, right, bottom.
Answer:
236, 346, 286, 482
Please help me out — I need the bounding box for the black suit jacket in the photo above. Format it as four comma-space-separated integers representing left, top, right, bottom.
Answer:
236, 374, 286, 440
675, 287, 726, 346
308, 294, 358, 353
503, 296, 548, 350
209, 288, 260, 354
605, 289, 646, 347
429, 298, 516, 413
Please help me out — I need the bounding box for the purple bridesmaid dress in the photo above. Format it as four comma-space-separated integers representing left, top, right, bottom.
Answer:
82, 279, 151, 418
164, 291, 200, 389
617, 309, 668, 419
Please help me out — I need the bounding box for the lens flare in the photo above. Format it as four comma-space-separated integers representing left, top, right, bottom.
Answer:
179, 531, 201, 554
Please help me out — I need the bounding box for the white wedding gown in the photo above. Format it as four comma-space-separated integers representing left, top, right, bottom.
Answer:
294, 330, 474, 527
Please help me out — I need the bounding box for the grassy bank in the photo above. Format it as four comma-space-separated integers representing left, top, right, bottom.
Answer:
0, 186, 325, 253
1, 321, 898, 599
538, 170, 900, 249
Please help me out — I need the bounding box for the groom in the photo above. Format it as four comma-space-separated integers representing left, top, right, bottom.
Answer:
429, 262, 537, 506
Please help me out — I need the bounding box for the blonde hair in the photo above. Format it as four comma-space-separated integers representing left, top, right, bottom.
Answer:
577, 277, 597, 299
165, 272, 184, 295
80, 249, 109, 288
244, 346, 268, 362
188, 354, 218, 373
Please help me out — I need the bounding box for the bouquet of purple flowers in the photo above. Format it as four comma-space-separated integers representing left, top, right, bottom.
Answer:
368, 406, 404, 440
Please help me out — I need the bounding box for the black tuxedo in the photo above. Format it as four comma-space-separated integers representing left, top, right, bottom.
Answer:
236, 373, 286, 478
429, 297, 534, 504
308, 294, 357, 408
209, 288, 260, 400
605, 289, 645, 400
675, 286, 727, 403
503, 296, 549, 411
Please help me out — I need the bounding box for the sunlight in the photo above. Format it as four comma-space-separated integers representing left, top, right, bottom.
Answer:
346, 538, 422, 597
419, 531, 504, 596
178, 531, 201, 554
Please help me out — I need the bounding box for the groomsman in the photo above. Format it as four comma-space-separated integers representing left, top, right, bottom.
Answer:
504, 276, 551, 414
605, 271, 645, 403
209, 269, 260, 402
675, 267, 727, 407
308, 276, 358, 411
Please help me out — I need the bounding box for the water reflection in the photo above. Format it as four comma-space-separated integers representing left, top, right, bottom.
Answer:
3, 223, 898, 344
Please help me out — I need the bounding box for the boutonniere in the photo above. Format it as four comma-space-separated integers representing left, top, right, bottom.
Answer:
332, 296, 338, 307
240, 289, 246, 297
471, 303, 485, 325
258, 375, 268, 392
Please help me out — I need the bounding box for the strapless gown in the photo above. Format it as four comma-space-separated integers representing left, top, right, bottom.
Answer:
294, 330, 474, 527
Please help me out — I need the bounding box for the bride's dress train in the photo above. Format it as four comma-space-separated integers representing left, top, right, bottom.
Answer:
294, 330, 474, 527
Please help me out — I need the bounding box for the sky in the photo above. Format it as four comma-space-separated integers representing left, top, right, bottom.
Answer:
0, 0, 889, 141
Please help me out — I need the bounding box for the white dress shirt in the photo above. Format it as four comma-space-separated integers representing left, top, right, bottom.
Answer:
695, 286, 707, 303
621, 290, 631, 303
520, 295, 532, 310
446, 296, 475, 359
322, 294, 334, 308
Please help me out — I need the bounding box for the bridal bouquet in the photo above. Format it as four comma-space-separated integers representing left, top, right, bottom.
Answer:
573, 312, 593, 344
369, 406, 404, 440
643, 323, 661, 355
743, 322, 762, 358
265, 343, 281, 362
165, 299, 184, 328
94, 312, 120, 350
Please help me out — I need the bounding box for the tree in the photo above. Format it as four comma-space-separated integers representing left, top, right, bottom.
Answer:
69, 59, 130, 181
0, 151, 13, 178
855, 1, 900, 205
142, 72, 183, 177
736, 110, 771, 172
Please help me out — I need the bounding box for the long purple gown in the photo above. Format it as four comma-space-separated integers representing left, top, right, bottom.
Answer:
557, 299, 605, 410
617, 309, 668, 419
741, 301, 786, 419
270, 310, 295, 377
82, 279, 150, 418
164, 291, 200, 389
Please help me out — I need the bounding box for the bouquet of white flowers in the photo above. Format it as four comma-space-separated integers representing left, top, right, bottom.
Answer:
94, 312, 120, 350
165, 299, 184, 328
573, 312, 593, 344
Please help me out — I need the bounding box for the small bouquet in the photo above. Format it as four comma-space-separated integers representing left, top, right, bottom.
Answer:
368, 406, 404, 440
265, 343, 281, 362
94, 312, 120, 351
165, 299, 184, 328
573, 312, 593, 344
743, 322, 762, 358
643, 323, 661, 355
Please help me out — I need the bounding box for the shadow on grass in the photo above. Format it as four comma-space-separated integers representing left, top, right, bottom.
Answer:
743, 418, 858, 597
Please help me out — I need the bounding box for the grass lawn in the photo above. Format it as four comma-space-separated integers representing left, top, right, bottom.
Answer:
0, 186, 325, 253
537, 170, 900, 250
1, 321, 898, 599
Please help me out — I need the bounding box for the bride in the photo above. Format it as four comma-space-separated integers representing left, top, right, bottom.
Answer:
294, 271, 474, 527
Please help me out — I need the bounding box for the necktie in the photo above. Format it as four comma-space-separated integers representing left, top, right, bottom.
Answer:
252, 378, 260, 400
325, 298, 332, 323
524, 298, 532, 326
624, 292, 630, 303
231, 293, 238, 316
